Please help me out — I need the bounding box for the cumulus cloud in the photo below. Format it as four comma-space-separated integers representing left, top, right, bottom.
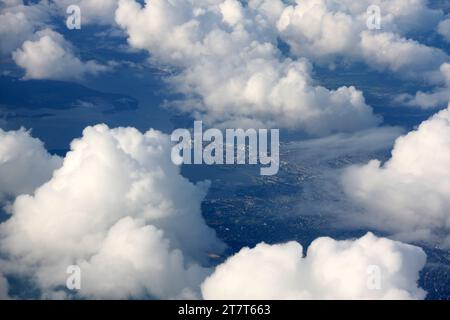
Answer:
78, 216, 212, 299
1, 0, 23, 7
0, 128, 62, 203
0, 124, 223, 299
0, 125, 428, 300
0, 1, 48, 56
0, 2, 110, 80
342, 104, 450, 246
202, 232, 427, 300
399, 63, 450, 108
115, 0, 380, 134
12, 29, 109, 80
359, 31, 447, 76
276, 0, 447, 78
438, 18, 450, 42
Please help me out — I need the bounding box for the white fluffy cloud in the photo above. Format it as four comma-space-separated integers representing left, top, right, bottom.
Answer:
277, 0, 447, 78
400, 63, 450, 108
359, 31, 447, 76
0, 124, 223, 299
114, 0, 450, 131
0, 2, 48, 56
12, 29, 108, 80
115, 0, 380, 134
342, 104, 450, 246
202, 232, 427, 300
0, 128, 62, 203
0, 125, 428, 300
1, 0, 23, 7
438, 18, 450, 42
0, 2, 110, 80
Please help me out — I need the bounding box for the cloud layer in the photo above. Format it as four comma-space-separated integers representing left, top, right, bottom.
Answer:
0, 125, 429, 300
202, 232, 427, 300
114, 0, 450, 131
277, 0, 447, 78
115, 0, 380, 134
0, 0, 447, 300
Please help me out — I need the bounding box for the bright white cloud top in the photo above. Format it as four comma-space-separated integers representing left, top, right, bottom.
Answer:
0, 1, 109, 80
400, 63, 450, 109
0, 128, 62, 203
1, 0, 448, 121
202, 232, 427, 300
115, 0, 380, 134
0, 125, 223, 299
343, 104, 450, 247
277, 0, 447, 77
0, 126, 429, 300
114, 0, 450, 131
12, 29, 108, 80
438, 18, 450, 42
0, 1, 48, 56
